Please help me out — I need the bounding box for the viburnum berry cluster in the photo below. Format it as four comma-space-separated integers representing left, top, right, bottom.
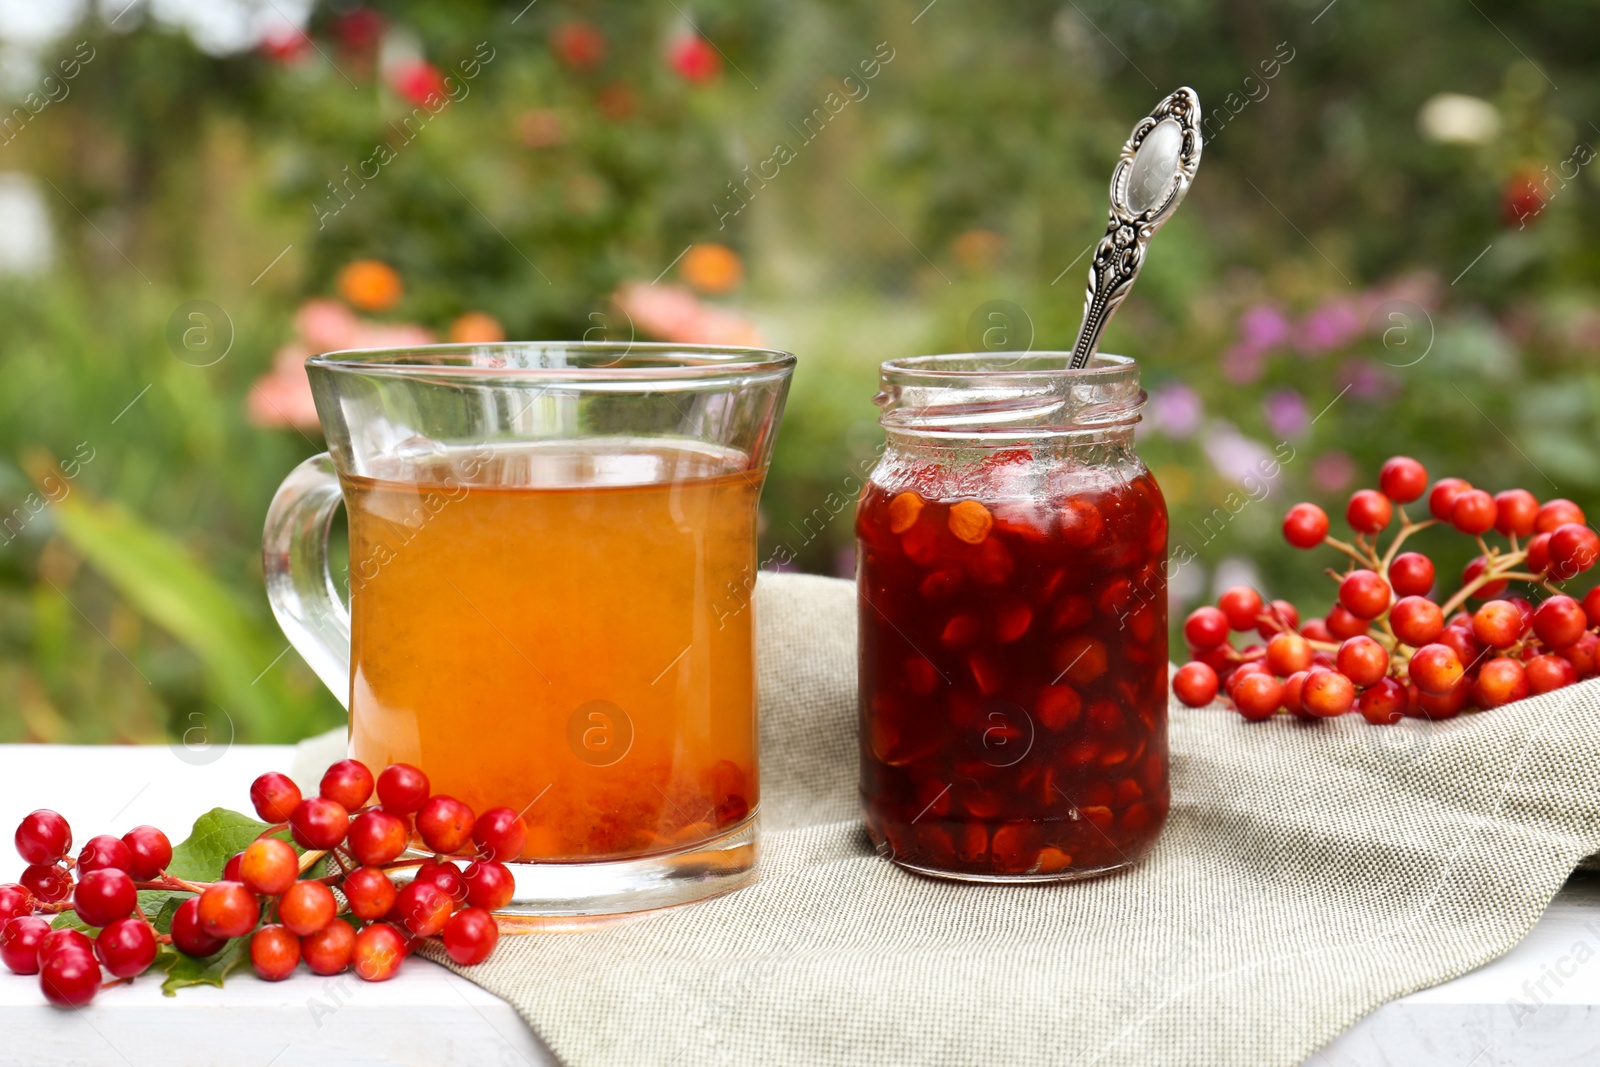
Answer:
1173, 456, 1600, 722
2, 759, 517, 1007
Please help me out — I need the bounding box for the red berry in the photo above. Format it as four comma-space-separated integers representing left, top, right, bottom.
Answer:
121, 826, 172, 881
74, 868, 137, 928
1266, 633, 1313, 676
1449, 489, 1497, 535
1225, 659, 1270, 700
1583, 586, 1600, 628
1183, 606, 1230, 649
1563, 633, 1600, 678
1, 916, 49, 975
1428, 478, 1472, 522
550, 21, 604, 70
290, 797, 350, 851
1415, 680, 1468, 720
250, 772, 302, 824
1390, 596, 1445, 647
223, 851, 245, 882
343, 867, 399, 921
1338, 569, 1391, 620
1172, 662, 1220, 707
1462, 555, 1509, 599
1389, 552, 1436, 597
1301, 618, 1333, 643
1301, 668, 1355, 717
1472, 600, 1527, 650
416, 796, 476, 855
1282, 503, 1330, 548
353, 923, 408, 982
0, 883, 33, 922
1231, 673, 1283, 721
1409, 644, 1465, 696
347, 810, 410, 867
1437, 626, 1484, 675
302, 918, 356, 975
1257, 600, 1300, 639
1525, 653, 1578, 694
15, 810, 72, 866
170, 896, 226, 957
39, 944, 100, 1007
1533, 595, 1589, 649
250, 925, 301, 981
471, 808, 528, 863
1474, 657, 1529, 708
1536, 498, 1586, 534
95, 917, 157, 978
1325, 605, 1368, 640
39, 928, 93, 962
239, 838, 299, 896
668, 34, 720, 83
393, 880, 453, 938
376, 763, 431, 815
1358, 677, 1407, 725
1218, 587, 1265, 632
197, 881, 260, 940
1281, 671, 1312, 719
279, 881, 337, 937
1346, 489, 1393, 535
77, 834, 132, 874
320, 759, 375, 812
462, 860, 516, 911
1526, 533, 1553, 576
413, 861, 468, 905
1379, 457, 1428, 503
442, 907, 500, 965
1336, 636, 1389, 687
1548, 523, 1600, 580
1493, 489, 1540, 538
21, 863, 71, 904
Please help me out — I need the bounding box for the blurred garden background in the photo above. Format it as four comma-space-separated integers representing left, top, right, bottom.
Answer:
0, 0, 1597, 745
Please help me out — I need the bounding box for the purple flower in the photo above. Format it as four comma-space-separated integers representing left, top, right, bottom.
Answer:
1337, 360, 1398, 402
1262, 388, 1309, 440
1238, 304, 1291, 352
1220, 344, 1266, 385
1295, 300, 1364, 355
1311, 451, 1357, 494
1145, 382, 1203, 439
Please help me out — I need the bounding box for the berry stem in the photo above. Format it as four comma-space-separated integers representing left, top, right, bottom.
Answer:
1322, 535, 1372, 569
1377, 517, 1436, 574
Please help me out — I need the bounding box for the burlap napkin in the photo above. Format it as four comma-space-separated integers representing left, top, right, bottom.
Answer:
295, 572, 1600, 1066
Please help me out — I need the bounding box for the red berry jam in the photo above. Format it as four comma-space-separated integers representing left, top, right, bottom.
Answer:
856, 463, 1170, 880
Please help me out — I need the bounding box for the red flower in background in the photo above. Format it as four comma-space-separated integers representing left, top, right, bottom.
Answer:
669, 35, 720, 84
551, 22, 605, 70
1501, 168, 1546, 228
392, 62, 448, 107
334, 8, 384, 54
259, 26, 310, 65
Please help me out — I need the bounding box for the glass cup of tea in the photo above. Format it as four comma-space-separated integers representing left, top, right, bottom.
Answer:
263, 342, 794, 915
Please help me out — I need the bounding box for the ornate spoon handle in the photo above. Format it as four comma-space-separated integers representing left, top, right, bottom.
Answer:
1069, 88, 1204, 370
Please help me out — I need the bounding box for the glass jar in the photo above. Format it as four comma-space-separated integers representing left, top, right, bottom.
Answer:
855, 353, 1169, 882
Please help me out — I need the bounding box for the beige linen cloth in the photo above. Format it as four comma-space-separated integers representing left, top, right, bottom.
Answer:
295, 572, 1600, 1066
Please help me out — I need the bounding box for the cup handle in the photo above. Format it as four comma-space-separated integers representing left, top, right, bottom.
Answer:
263, 453, 352, 709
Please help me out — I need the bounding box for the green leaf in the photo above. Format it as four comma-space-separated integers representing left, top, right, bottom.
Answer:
159, 938, 250, 995
151, 895, 185, 936
167, 807, 273, 881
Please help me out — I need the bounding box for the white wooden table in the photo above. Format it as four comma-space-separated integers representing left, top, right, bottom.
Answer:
1, 745, 1596, 1066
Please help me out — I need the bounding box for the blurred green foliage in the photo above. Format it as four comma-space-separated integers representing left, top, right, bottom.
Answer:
0, 0, 1597, 742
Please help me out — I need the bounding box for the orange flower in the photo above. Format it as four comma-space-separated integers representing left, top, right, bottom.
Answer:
951, 229, 1005, 272
448, 312, 506, 344
337, 260, 403, 312
680, 243, 743, 294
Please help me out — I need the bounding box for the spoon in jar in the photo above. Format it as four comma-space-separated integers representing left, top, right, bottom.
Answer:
1068, 87, 1204, 370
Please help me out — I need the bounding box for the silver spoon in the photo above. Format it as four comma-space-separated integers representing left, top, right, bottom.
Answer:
1068, 87, 1204, 370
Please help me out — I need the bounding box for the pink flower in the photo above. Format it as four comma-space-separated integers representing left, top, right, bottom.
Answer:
1311, 451, 1358, 494
1144, 382, 1203, 439
612, 282, 763, 347
294, 299, 359, 352
392, 62, 448, 107
1336, 360, 1398, 402
1202, 424, 1273, 484
1220, 344, 1266, 385
1262, 388, 1308, 440
1295, 300, 1363, 355
1238, 304, 1290, 353
247, 344, 320, 430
